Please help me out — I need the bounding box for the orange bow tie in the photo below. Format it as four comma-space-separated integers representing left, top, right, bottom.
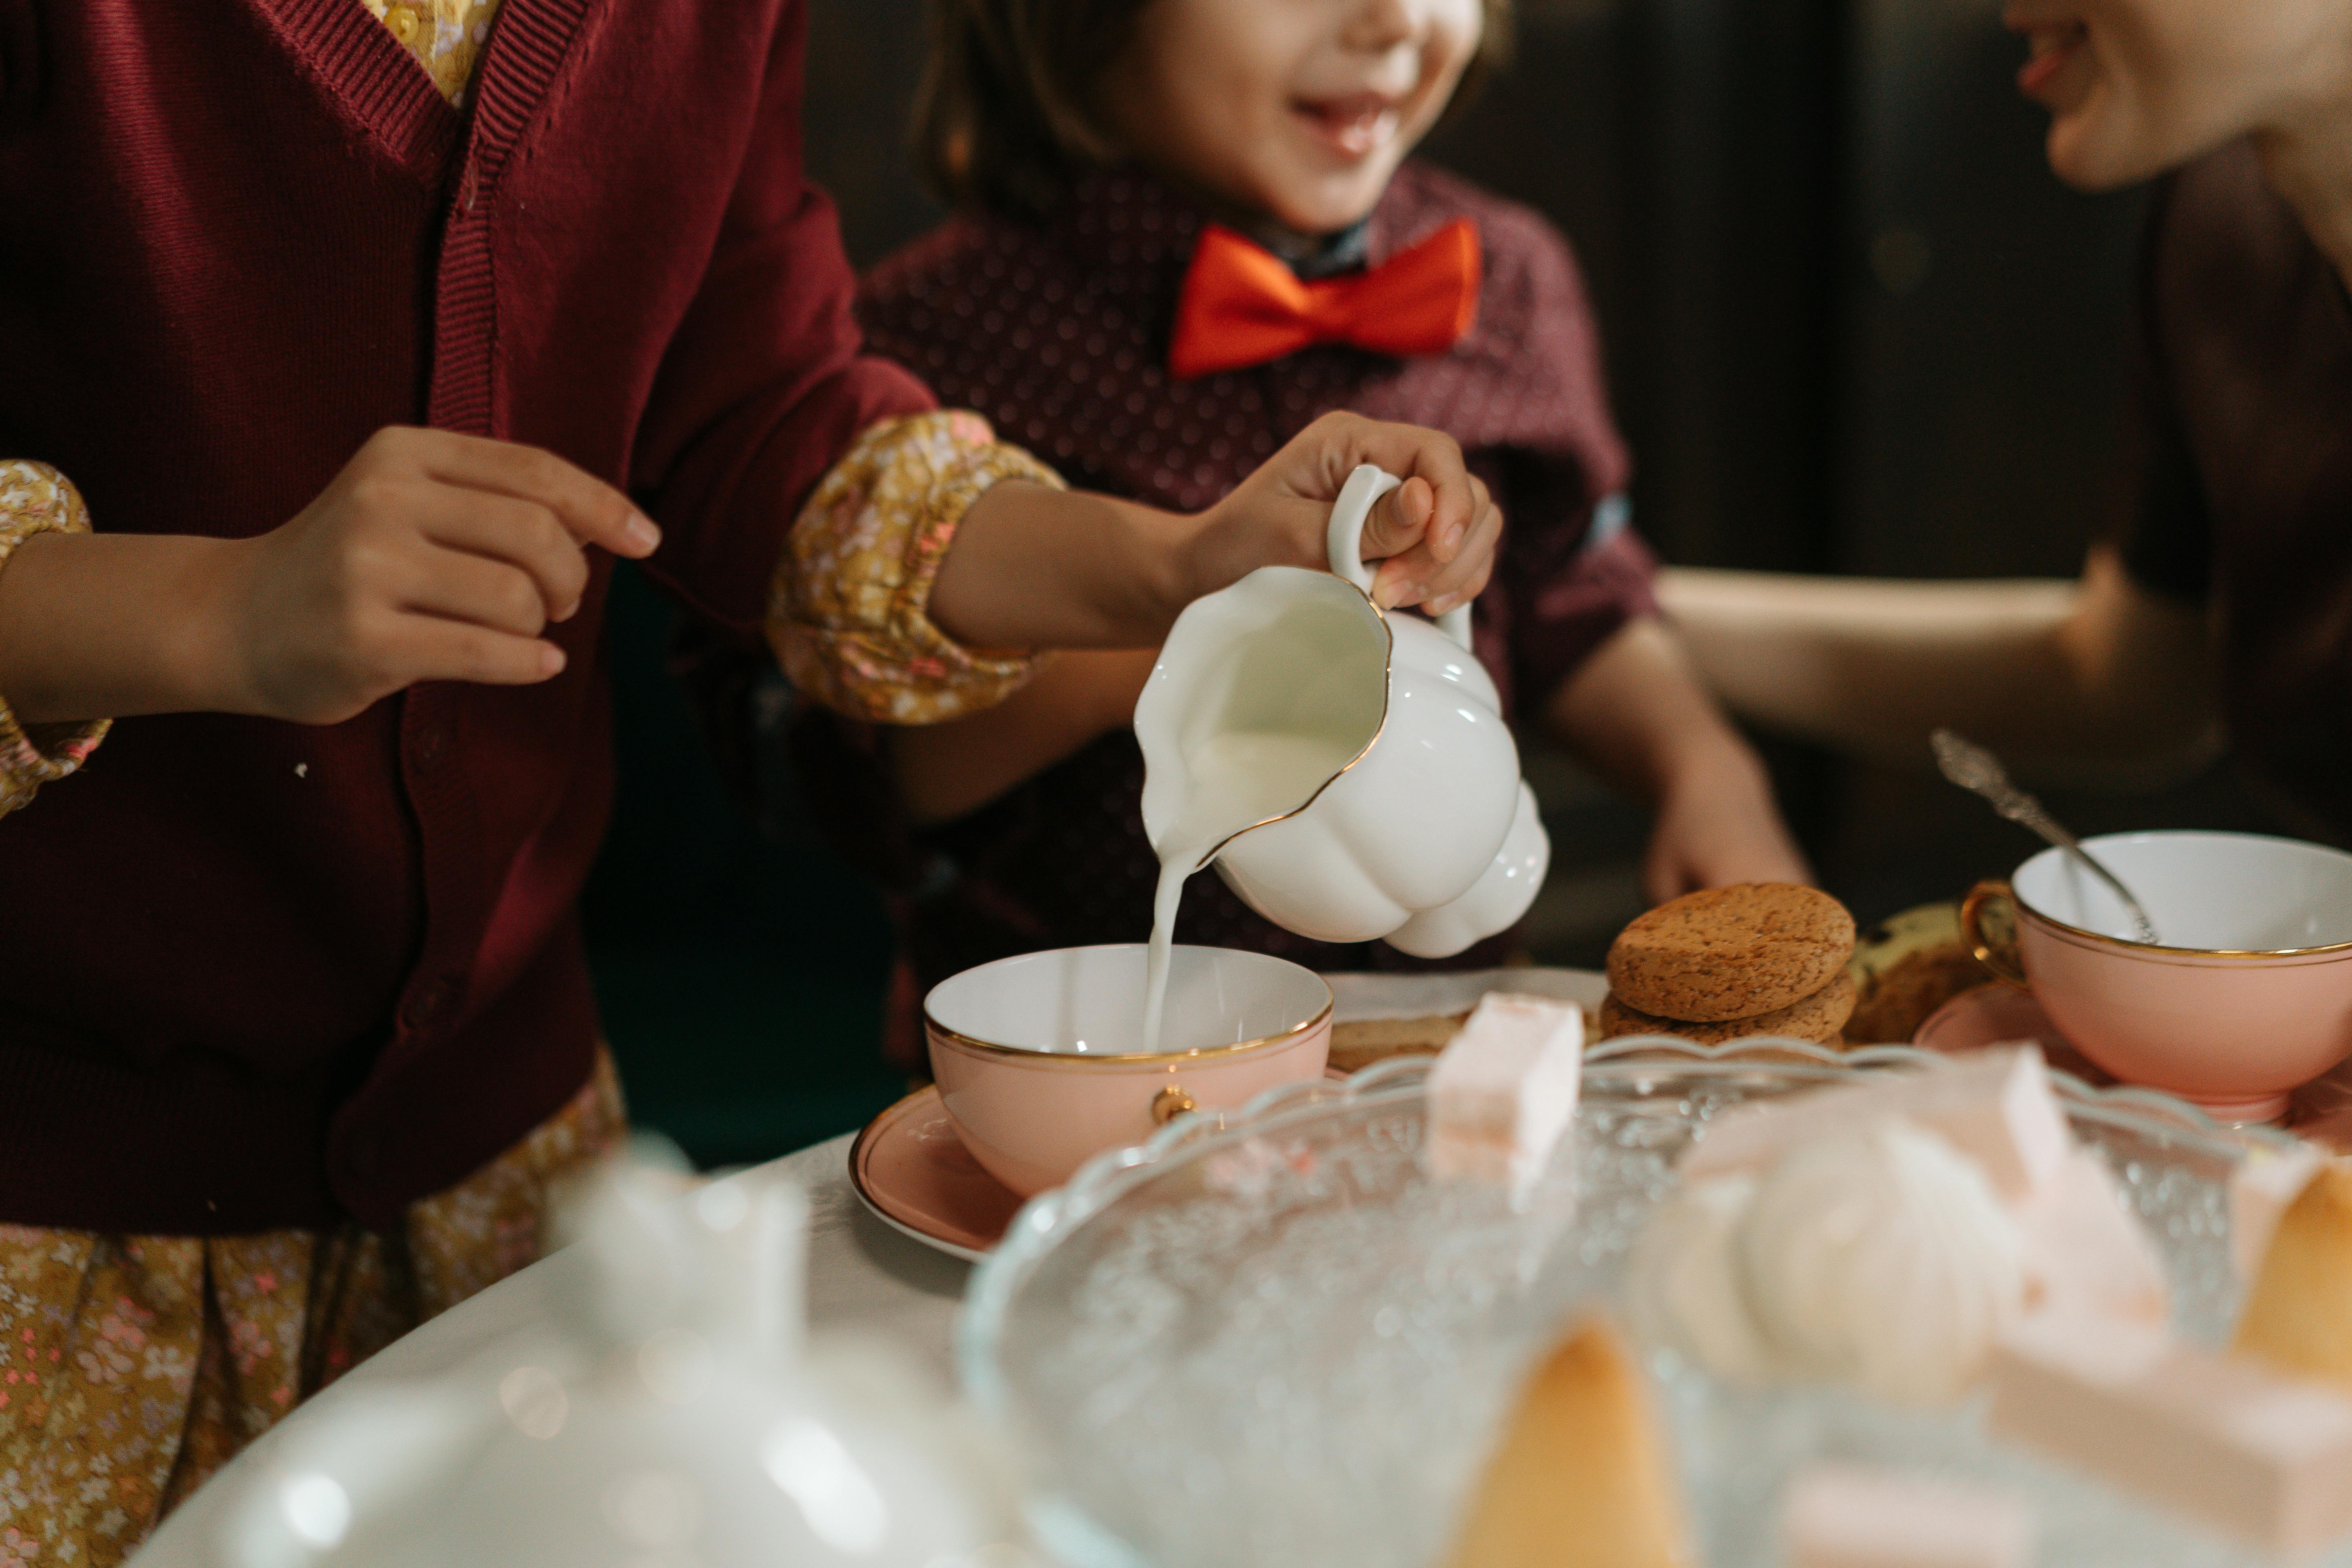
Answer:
1167, 218, 1482, 380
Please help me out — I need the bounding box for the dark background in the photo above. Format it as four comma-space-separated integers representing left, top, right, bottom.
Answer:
584, 0, 2287, 1166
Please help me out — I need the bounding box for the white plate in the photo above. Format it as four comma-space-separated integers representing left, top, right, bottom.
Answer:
1322, 964, 1607, 1022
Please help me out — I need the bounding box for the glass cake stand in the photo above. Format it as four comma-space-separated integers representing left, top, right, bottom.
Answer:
959, 1037, 2322, 1568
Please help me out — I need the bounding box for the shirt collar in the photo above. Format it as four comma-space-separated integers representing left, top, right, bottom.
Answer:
1053, 165, 1391, 300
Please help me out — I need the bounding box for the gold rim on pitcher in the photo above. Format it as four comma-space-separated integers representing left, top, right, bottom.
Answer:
1184, 583, 1394, 875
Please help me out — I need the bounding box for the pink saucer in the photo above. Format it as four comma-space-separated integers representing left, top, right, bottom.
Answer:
1914, 983, 2352, 1150
849, 1068, 1360, 1261
1911, 983, 2115, 1087
848, 1085, 1026, 1262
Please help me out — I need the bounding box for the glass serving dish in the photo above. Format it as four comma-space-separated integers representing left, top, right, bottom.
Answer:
959, 1036, 2323, 1568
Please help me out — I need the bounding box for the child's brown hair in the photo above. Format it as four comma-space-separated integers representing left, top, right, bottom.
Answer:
914, 0, 1515, 219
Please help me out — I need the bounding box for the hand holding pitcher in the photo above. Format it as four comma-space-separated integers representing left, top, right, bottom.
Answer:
1136, 464, 1547, 960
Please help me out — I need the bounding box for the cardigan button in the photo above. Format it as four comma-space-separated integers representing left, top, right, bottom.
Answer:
404, 975, 460, 1030
412, 722, 450, 769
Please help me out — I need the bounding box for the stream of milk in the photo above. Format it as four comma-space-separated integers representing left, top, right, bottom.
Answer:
1142, 730, 1357, 1053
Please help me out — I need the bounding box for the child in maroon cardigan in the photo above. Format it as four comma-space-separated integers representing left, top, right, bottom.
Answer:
0, 4, 1502, 1559
826, 0, 1809, 1061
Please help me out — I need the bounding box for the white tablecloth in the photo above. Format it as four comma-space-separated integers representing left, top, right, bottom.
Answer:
127, 1131, 963, 1567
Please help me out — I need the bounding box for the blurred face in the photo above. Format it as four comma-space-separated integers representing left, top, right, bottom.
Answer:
2008, 0, 2352, 189
1100, 0, 1484, 236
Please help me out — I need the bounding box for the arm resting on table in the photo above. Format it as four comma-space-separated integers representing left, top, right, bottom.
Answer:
1655, 546, 2220, 785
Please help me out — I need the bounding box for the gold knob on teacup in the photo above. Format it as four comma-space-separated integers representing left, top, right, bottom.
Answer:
1150, 1085, 1198, 1126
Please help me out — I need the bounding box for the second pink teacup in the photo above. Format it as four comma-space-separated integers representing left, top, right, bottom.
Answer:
1963, 830, 2352, 1121
925, 944, 1332, 1197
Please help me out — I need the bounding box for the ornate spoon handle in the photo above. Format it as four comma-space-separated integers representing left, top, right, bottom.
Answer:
1930, 729, 2162, 946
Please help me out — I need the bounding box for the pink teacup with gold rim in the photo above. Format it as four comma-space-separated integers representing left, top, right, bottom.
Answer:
1963, 830, 2352, 1121
924, 944, 1332, 1197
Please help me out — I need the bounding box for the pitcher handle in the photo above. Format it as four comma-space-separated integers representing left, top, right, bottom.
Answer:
1960, 878, 2030, 991
1327, 464, 1474, 651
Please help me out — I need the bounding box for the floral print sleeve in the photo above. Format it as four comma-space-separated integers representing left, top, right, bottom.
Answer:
772, 410, 1064, 725
0, 463, 110, 817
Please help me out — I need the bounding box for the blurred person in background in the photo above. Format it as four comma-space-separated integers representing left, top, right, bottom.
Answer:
1661, 0, 2352, 848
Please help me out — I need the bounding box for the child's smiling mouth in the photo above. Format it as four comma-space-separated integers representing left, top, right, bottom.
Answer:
1291, 93, 1402, 160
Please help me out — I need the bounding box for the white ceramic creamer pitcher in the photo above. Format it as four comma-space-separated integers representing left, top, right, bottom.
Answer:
1136, 464, 1548, 958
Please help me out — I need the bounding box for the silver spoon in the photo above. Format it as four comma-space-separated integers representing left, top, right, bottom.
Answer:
1930, 728, 2162, 945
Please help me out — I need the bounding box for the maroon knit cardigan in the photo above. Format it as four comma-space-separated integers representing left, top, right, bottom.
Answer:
0, 0, 930, 1232
822, 165, 1657, 1067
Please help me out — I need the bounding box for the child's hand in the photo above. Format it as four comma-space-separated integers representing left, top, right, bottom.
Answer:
216, 428, 659, 724
1190, 412, 1502, 614
1641, 745, 1814, 905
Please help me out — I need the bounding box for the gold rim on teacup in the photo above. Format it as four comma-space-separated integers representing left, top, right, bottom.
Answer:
924, 991, 1335, 1069
1964, 878, 2352, 988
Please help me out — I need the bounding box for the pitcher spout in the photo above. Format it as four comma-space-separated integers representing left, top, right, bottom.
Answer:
1135, 565, 1391, 869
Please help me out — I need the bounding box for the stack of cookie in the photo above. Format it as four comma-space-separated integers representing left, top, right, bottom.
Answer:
1842, 901, 1991, 1045
1599, 884, 1859, 1046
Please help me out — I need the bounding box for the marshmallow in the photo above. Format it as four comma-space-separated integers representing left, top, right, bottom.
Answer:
1989, 1315, 2352, 1559
2014, 1146, 2170, 1329
1782, 1463, 2034, 1568
1681, 1046, 2069, 1202
1426, 992, 1583, 1203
